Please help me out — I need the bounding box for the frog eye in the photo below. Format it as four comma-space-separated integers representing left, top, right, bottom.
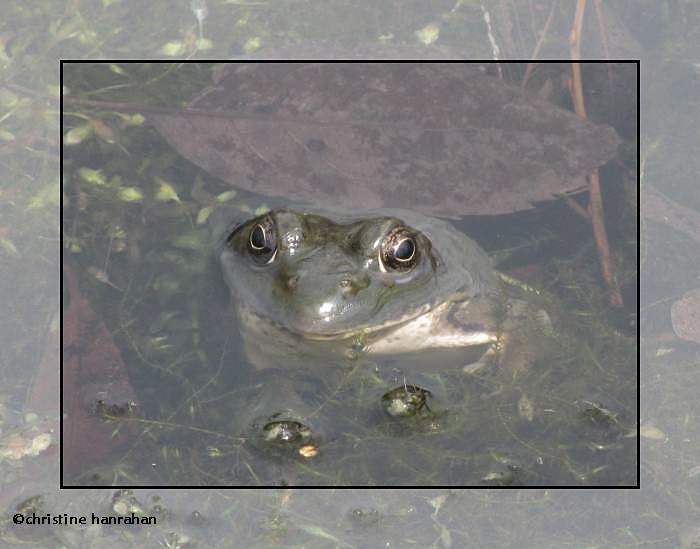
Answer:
380, 228, 419, 272
394, 237, 415, 262
247, 217, 277, 264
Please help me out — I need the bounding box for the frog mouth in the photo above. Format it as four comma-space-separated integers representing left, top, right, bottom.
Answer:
299, 297, 497, 355
294, 301, 436, 341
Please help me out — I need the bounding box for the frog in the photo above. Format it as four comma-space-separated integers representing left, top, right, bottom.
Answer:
214, 207, 553, 447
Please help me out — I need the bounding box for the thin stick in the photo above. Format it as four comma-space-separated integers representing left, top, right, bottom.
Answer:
593, 0, 611, 60
564, 196, 590, 221
593, 0, 615, 89
588, 170, 623, 307
569, 0, 623, 307
521, 0, 558, 90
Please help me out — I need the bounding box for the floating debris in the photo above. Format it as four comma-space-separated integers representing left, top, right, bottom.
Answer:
671, 289, 700, 344
640, 422, 666, 441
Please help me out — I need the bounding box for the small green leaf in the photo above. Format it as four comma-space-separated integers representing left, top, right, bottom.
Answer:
0, 237, 19, 256
118, 187, 144, 202
155, 177, 181, 202
116, 113, 145, 126
243, 37, 262, 54
196, 38, 213, 50
78, 29, 98, 45
64, 236, 83, 253
415, 22, 440, 45
160, 41, 186, 56
63, 235, 83, 254
640, 423, 665, 440
26, 182, 60, 210
216, 190, 237, 202
429, 494, 448, 514
196, 206, 213, 224
109, 64, 127, 75
64, 125, 93, 145
78, 167, 106, 185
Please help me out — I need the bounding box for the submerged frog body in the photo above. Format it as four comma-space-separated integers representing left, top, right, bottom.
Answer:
216, 208, 551, 444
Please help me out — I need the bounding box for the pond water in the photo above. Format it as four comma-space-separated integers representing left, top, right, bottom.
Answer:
6, 0, 700, 547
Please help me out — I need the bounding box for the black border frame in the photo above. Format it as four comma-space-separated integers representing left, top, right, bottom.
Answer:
60, 59, 641, 489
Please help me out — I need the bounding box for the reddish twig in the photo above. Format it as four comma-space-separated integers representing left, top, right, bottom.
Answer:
569, 0, 624, 307
521, 0, 558, 90
564, 196, 591, 221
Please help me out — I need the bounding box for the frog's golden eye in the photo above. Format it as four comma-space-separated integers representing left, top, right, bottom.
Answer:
380, 227, 419, 272
247, 216, 277, 264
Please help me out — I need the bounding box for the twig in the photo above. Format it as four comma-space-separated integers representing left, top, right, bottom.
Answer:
521, 0, 558, 90
588, 171, 623, 307
592, 0, 615, 92
564, 196, 590, 221
569, 0, 623, 307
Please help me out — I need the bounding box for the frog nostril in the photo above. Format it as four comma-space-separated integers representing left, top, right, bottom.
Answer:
339, 273, 370, 296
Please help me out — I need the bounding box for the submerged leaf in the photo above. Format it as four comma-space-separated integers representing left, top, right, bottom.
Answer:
196, 206, 212, 224
415, 22, 440, 45
118, 187, 144, 202
64, 125, 93, 145
160, 41, 186, 56
640, 423, 666, 441
242, 37, 262, 54
150, 63, 622, 216
155, 177, 181, 202
78, 167, 107, 186
215, 190, 237, 202
0, 236, 19, 256
196, 38, 213, 50
109, 63, 127, 76
26, 183, 60, 210
116, 112, 145, 126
